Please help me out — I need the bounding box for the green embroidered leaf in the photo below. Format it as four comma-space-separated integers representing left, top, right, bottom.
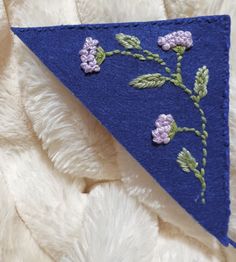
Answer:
168, 121, 177, 139
173, 46, 186, 55
177, 148, 198, 173
115, 33, 141, 50
193, 66, 209, 100
96, 46, 106, 65
129, 74, 166, 89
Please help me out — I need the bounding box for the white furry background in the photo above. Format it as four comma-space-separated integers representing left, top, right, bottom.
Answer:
0, 0, 236, 261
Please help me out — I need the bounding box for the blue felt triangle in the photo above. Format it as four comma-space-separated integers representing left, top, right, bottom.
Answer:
12, 15, 234, 246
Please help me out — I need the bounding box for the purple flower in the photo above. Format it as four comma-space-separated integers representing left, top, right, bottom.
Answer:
157, 31, 193, 51
152, 114, 176, 144
80, 37, 100, 74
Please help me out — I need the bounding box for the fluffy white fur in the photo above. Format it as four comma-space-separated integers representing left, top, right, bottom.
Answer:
76, 0, 166, 23
4, 0, 80, 26
0, 144, 88, 260
1, 0, 236, 261
61, 184, 225, 262
0, 169, 53, 261
154, 220, 225, 262
19, 38, 119, 181
61, 183, 159, 262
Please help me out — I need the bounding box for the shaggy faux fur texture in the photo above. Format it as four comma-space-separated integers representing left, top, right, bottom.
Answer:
19, 38, 120, 181
0, 0, 236, 261
61, 183, 159, 262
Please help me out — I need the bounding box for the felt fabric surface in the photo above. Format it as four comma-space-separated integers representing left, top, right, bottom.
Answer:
12, 15, 232, 246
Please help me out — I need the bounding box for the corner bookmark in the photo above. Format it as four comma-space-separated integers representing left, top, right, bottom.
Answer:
12, 15, 234, 247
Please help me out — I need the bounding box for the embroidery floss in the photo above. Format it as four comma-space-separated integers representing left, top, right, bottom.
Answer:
157, 31, 193, 51
152, 114, 176, 144
79, 37, 100, 73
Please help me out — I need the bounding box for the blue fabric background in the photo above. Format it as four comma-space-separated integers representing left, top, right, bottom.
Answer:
12, 15, 231, 246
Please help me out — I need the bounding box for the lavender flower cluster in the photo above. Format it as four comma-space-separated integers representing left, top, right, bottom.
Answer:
152, 114, 174, 144
158, 31, 193, 51
80, 37, 100, 73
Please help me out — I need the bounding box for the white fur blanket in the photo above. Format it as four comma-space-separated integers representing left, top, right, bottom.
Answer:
0, 0, 236, 261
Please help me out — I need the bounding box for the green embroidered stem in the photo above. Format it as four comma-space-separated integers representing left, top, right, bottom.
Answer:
105, 49, 171, 73
112, 34, 171, 70
105, 50, 146, 61
192, 168, 206, 204
192, 101, 208, 169
176, 48, 184, 74
142, 50, 171, 73
177, 127, 201, 137
168, 80, 192, 95
168, 49, 208, 204
173, 80, 208, 204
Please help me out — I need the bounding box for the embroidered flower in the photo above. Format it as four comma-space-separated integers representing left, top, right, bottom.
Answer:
80, 37, 101, 73
152, 114, 177, 144
157, 31, 193, 51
